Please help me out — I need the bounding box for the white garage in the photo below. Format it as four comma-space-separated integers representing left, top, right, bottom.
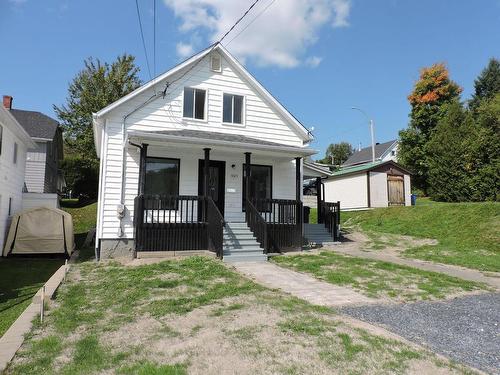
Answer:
323, 161, 412, 210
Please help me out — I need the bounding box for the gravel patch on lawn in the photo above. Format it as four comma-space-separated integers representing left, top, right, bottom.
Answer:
341, 293, 500, 374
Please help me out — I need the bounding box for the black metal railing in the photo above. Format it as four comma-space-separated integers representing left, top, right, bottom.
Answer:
134, 195, 208, 252
321, 201, 340, 241
206, 197, 225, 258
245, 199, 268, 253
247, 198, 303, 252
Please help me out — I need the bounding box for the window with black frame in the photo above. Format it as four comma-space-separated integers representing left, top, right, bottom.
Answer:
242, 164, 272, 211
144, 157, 180, 209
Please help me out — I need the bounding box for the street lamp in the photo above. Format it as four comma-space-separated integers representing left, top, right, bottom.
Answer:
351, 107, 375, 163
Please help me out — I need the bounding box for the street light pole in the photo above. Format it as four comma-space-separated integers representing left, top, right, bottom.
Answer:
351, 107, 376, 163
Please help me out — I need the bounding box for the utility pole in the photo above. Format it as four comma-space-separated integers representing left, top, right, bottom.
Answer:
351, 107, 376, 163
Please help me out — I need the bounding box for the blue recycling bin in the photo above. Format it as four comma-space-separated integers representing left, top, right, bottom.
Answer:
411, 194, 417, 206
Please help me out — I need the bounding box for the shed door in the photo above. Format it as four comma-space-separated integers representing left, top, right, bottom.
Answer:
387, 175, 404, 206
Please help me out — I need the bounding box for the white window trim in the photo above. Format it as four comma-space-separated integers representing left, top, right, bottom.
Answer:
182, 86, 208, 123
221, 92, 245, 127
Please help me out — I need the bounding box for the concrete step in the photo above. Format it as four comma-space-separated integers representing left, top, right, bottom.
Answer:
223, 245, 263, 251
223, 233, 255, 240
223, 253, 268, 263
223, 239, 260, 246
223, 247, 265, 255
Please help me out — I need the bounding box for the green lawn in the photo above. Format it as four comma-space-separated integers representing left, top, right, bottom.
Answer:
0, 259, 63, 337
62, 202, 97, 235
273, 252, 487, 302
342, 201, 500, 272
5, 257, 469, 374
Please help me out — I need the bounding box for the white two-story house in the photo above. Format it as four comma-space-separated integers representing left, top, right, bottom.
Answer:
93, 44, 325, 261
0, 99, 35, 250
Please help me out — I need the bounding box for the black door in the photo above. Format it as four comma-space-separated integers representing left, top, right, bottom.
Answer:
198, 160, 226, 215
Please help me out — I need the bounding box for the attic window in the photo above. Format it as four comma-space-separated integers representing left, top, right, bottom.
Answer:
210, 54, 222, 72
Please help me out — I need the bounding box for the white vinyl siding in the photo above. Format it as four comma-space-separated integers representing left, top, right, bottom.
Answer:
323, 173, 368, 210
96, 53, 306, 241
25, 142, 47, 193
0, 119, 27, 250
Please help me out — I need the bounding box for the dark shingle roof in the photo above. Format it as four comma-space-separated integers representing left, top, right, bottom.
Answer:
10, 109, 59, 140
343, 139, 397, 167
150, 129, 296, 147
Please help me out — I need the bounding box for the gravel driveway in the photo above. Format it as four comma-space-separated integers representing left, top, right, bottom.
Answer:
341, 293, 500, 374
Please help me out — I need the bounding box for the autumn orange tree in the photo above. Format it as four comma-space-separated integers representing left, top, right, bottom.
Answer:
398, 63, 462, 194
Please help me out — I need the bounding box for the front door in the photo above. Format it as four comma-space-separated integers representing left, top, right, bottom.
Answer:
198, 160, 226, 215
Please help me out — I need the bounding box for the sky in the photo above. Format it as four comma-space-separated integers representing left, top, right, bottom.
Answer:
1, 0, 499, 158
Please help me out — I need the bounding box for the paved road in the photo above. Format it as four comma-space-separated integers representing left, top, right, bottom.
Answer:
341, 293, 500, 374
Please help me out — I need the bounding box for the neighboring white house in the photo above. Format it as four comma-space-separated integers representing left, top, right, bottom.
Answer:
3, 96, 65, 210
0, 100, 35, 251
323, 160, 412, 210
93, 43, 317, 260
343, 139, 399, 167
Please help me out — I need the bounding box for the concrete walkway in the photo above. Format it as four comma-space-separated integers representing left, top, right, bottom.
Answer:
233, 261, 376, 307
332, 245, 500, 289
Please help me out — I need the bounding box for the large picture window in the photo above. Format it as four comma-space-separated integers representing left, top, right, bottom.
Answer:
223, 93, 243, 124
242, 164, 272, 211
144, 157, 180, 197
183, 87, 206, 120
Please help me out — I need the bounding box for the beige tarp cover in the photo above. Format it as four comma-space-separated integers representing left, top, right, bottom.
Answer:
2, 207, 74, 256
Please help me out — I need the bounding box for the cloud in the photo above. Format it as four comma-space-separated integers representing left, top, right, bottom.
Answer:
163, 0, 351, 68
176, 42, 195, 58
305, 56, 322, 68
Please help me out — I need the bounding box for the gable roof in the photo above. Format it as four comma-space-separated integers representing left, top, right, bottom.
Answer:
93, 43, 312, 152
0, 106, 36, 148
10, 109, 59, 140
328, 160, 411, 179
343, 139, 398, 167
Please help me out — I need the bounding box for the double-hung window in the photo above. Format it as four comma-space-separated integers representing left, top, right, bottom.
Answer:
144, 157, 180, 209
13, 143, 18, 164
223, 93, 243, 124
183, 87, 206, 120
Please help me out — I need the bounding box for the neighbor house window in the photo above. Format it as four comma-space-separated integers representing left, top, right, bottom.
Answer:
13, 143, 18, 164
223, 93, 243, 124
242, 164, 272, 211
144, 157, 180, 197
8, 197, 12, 216
183, 87, 206, 120
0, 125, 3, 155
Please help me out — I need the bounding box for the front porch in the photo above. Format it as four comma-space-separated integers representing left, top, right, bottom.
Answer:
129, 130, 311, 259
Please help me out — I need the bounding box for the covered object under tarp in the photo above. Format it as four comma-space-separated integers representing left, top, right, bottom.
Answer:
2, 207, 74, 256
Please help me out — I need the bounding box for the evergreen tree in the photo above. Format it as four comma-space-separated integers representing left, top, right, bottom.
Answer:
469, 58, 500, 111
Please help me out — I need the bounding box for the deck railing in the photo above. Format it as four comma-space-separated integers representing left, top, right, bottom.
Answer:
134, 195, 224, 254
206, 197, 225, 258
245, 199, 268, 253
247, 198, 303, 252
320, 201, 341, 241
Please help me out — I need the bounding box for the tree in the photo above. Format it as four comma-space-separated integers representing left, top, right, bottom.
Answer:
398, 63, 462, 194
318, 142, 353, 167
55, 54, 141, 198
469, 58, 500, 111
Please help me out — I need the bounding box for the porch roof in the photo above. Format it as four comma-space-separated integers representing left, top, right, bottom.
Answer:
127, 129, 317, 157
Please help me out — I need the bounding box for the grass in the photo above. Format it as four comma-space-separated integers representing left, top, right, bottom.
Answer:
342, 201, 500, 272
272, 251, 488, 301
0, 258, 63, 337
62, 202, 97, 235
5, 256, 469, 374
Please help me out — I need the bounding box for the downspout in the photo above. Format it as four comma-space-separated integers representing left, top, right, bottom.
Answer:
117, 94, 159, 237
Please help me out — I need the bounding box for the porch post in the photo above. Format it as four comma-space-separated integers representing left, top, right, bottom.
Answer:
295, 157, 302, 202
138, 143, 148, 196
203, 148, 211, 197
244, 152, 251, 208
316, 177, 322, 224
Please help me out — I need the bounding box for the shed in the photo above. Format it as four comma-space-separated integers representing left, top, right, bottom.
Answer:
2, 207, 74, 256
323, 161, 412, 210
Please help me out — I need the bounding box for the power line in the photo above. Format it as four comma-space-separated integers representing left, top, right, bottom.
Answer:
153, 0, 156, 78
225, 0, 277, 46
162, 0, 262, 97
135, 0, 152, 80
